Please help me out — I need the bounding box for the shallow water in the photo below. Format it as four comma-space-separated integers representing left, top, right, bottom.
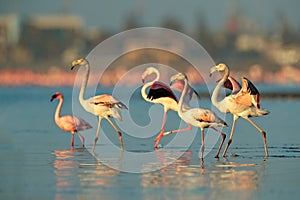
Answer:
0, 86, 300, 199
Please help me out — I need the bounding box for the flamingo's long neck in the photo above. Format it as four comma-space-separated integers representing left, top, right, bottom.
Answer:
177, 77, 188, 118
54, 97, 63, 122
211, 67, 229, 109
79, 63, 90, 107
141, 69, 160, 102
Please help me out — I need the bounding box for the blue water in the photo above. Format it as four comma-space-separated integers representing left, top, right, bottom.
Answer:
0, 86, 300, 199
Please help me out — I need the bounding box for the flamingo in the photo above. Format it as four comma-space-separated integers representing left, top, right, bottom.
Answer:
209, 63, 269, 157
165, 73, 227, 158
141, 67, 199, 148
50, 92, 92, 147
71, 58, 127, 152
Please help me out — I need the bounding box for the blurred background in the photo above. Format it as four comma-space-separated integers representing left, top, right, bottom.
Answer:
0, 0, 300, 86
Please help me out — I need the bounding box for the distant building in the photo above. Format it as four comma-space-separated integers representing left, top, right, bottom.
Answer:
0, 14, 20, 62
21, 14, 84, 61
0, 14, 20, 46
27, 14, 83, 30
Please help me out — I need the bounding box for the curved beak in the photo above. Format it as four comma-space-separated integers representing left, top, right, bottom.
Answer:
209, 66, 218, 77
71, 60, 80, 70
50, 94, 58, 102
71, 64, 77, 70
169, 75, 177, 86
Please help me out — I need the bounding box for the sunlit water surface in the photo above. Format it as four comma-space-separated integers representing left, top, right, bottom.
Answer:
0, 86, 299, 199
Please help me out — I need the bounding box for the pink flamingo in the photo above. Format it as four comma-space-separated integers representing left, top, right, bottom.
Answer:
165, 73, 227, 158
210, 63, 269, 157
71, 58, 127, 152
141, 67, 199, 148
50, 92, 92, 147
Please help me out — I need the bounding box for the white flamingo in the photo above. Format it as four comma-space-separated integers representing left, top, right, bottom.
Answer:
141, 67, 198, 148
165, 73, 227, 158
50, 92, 92, 147
71, 58, 127, 152
210, 63, 269, 157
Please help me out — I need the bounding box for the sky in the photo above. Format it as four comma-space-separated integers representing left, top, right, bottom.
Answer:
0, 0, 300, 32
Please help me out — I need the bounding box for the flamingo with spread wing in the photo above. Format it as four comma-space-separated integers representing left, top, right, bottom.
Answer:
210, 63, 269, 157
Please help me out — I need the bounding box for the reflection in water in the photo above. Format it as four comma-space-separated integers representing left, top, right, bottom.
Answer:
210, 162, 259, 191
52, 147, 265, 200
141, 151, 264, 200
141, 151, 208, 199
52, 148, 120, 199
141, 151, 199, 189
53, 148, 83, 189
208, 160, 260, 200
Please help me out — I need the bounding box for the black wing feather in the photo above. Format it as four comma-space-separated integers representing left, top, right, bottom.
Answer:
244, 77, 259, 95
147, 88, 178, 102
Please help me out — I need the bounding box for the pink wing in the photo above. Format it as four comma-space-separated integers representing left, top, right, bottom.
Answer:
217, 76, 241, 94
58, 116, 92, 132
90, 94, 117, 104
192, 109, 227, 126
90, 94, 127, 109
192, 109, 216, 123
233, 92, 253, 107
234, 77, 260, 108
147, 81, 177, 102
151, 81, 175, 94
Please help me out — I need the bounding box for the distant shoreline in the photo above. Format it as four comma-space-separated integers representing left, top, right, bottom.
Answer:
1, 68, 299, 99
0, 67, 299, 87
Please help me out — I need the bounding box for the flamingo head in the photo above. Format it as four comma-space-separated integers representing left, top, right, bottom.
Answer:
71, 58, 88, 70
50, 92, 63, 102
209, 63, 228, 77
142, 67, 158, 83
170, 73, 187, 86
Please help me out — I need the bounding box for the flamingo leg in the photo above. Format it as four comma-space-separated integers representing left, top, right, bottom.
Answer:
200, 158, 204, 174
222, 115, 238, 157
71, 132, 75, 147
200, 128, 205, 159
161, 123, 193, 136
154, 111, 168, 148
106, 117, 124, 151
77, 132, 85, 147
92, 117, 102, 153
155, 123, 193, 148
245, 117, 269, 157
211, 127, 226, 158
